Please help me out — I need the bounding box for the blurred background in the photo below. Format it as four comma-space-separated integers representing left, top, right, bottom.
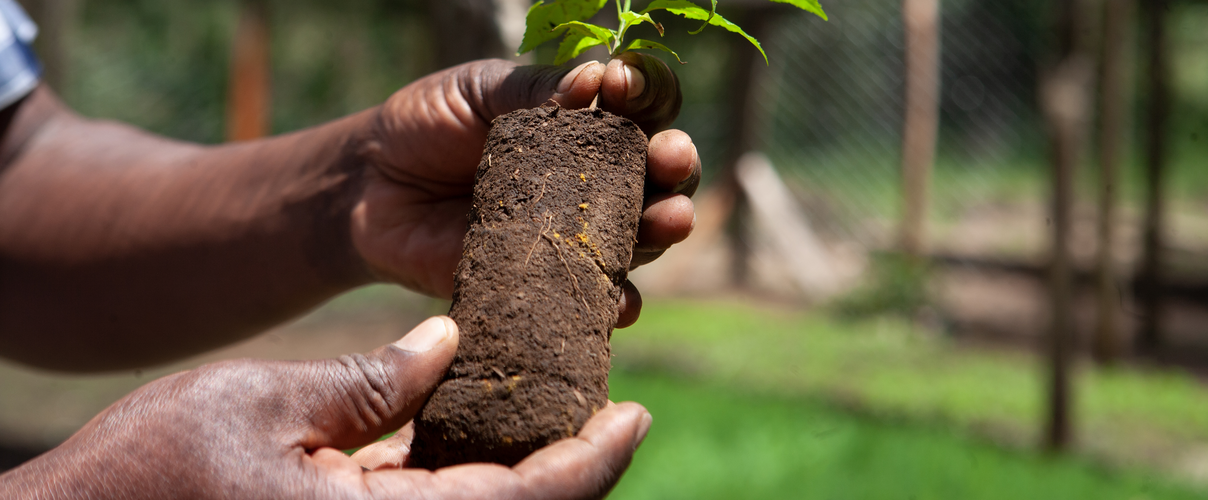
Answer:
2, 0, 1208, 497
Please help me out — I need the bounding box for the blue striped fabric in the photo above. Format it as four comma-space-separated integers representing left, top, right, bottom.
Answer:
0, 0, 38, 109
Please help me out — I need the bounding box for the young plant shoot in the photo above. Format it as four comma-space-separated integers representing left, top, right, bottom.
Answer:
519, 0, 828, 66
409, 0, 827, 469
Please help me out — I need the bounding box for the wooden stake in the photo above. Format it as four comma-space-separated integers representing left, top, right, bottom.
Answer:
1137, 0, 1169, 353
1092, 0, 1132, 365
226, 0, 271, 142
718, 7, 771, 289
899, 0, 941, 260
1040, 0, 1093, 453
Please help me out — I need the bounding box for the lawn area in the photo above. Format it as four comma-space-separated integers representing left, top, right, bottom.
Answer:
608, 370, 1201, 500
609, 300, 1208, 492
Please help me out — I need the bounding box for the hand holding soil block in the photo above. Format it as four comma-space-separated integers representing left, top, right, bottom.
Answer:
409, 103, 646, 468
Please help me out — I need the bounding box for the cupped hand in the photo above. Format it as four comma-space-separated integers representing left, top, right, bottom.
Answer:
352, 54, 699, 326
0, 317, 652, 500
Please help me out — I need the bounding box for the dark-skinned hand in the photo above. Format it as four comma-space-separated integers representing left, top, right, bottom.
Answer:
353, 53, 700, 328
0, 317, 652, 499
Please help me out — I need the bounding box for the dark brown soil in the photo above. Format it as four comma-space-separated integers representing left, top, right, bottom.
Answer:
408, 104, 647, 469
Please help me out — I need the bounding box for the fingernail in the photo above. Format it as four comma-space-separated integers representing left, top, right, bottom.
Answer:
682, 143, 700, 184
624, 64, 646, 100
394, 317, 452, 353
557, 61, 596, 94
634, 411, 653, 448
673, 146, 701, 194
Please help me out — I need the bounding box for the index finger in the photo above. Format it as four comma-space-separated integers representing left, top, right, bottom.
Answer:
599, 52, 683, 136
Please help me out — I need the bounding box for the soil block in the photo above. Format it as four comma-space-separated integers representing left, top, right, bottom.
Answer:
408, 104, 647, 469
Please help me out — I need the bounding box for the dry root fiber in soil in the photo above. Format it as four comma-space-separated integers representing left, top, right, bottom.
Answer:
409, 103, 647, 468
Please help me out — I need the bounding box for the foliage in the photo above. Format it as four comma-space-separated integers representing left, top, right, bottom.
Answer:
612, 300, 1208, 477
608, 371, 1205, 500
518, 0, 827, 65
832, 253, 932, 319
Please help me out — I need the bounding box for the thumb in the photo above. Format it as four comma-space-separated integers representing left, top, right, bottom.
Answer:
456, 55, 679, 135
292, 316, 459, 451
452, 59, 605, 120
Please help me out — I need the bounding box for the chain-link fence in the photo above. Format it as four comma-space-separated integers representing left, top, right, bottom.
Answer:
744, 0, 1043, 249
31, 0, 1208, 315
3, 0, 1208, 473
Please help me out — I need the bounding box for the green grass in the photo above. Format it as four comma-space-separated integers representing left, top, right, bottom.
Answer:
609, 370, 1202, 500
611, 300, 1208, 476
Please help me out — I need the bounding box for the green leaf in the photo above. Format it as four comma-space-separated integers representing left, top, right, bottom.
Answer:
555, 33, 609, 65
552, 20, 617, 45
622, 38, 686, 64
619, 11, 665, 36
550, 21, 614, 63
769, 0, 828, 21
518, 0, 610, 55
642, 0, 768, 64
688, 0, 717, 35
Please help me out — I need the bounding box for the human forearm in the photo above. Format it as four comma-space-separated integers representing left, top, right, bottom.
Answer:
0, 55, 699, 371
0, 87, 376, 371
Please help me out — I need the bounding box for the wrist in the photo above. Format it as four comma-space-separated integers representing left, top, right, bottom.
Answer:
297, 106, 385, 290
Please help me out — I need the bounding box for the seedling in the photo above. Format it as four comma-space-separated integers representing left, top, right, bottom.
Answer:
519, 0, 828, 65
410, 0, 829, 470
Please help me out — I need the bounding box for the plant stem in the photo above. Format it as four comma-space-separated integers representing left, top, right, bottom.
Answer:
612, 0, 627, 54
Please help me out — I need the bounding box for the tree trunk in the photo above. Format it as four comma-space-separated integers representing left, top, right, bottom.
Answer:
899, 0, 941, 260
1092, 0, 1132, 365
226, 0, 271, 142
1137, 0, 1169, 353
718, 7, 771, 289
1040, 0, 1093, 453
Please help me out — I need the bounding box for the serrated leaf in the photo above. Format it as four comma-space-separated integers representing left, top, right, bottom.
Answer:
619, 11, 664, 36
623, 38, 686, 64
552, 20, 617, 45
688, 0, 717, 35
642, 0, 768, 64
555, 33, 609, 65
518, 0, 610, 55
640, 0, 708, 17
769, 0, 828, 21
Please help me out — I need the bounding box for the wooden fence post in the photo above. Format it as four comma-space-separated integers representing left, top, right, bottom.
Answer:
718, 7, 772, 290
1092, 0, 1132, 365
1040, 0, 1093, 452
1137, 0, 1169, 354
899, 0, 941, 260
226, 0, 271, 142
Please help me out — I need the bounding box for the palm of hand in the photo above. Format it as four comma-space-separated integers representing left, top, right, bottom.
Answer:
352, 56, 696, 306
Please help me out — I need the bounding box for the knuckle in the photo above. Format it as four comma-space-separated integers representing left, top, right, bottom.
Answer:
333, 353, 400, 429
